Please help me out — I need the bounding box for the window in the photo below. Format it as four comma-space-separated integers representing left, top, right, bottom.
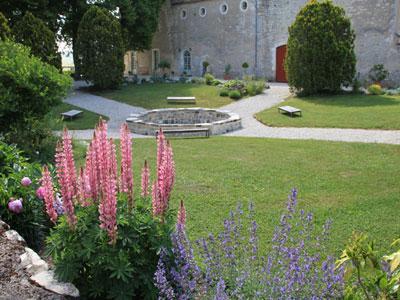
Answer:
152, 49, 160, 71
220, 3, 228, 15
183, 50, 191, 72
240, 0, 248, 12
199, 7, 206, 17
180, 9, 187, 19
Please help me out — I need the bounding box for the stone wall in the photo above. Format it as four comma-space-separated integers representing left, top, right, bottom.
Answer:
149, 0, 400, 84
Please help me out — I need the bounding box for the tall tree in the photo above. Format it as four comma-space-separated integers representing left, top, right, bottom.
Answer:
76, 6, 125, 89
285, 0, 356, 96
0, 12, 11, 40
13, 12, 61, 69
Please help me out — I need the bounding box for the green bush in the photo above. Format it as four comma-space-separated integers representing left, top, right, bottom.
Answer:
47, 201, 173, 299
245, 81, 266, 96
242, 62, 249, 69
229, 90, 242, 100
0, 40, 71, 159
0, 140, 51, 250
285, 0, 356, 95
211, 79, 222, 86
367, 84, 383, 95
368, 64, 389, 83
224, 79, 245, 91
219, 89, 229, 97
76, 6, 125, 90
0, 12, 11, 41
13, 12, 61, 69
204, 72, 215, 85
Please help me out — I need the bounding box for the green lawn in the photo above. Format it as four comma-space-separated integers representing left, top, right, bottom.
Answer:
74, 137, 400, 255
47, 103, 108, 130
95, 83, 233, 109
256, 94, 400, 130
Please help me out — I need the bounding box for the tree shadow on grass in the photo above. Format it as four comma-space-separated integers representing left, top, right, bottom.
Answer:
299, 93, 400, 108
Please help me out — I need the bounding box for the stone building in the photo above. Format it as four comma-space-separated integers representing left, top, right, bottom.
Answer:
124, 0, 400, 83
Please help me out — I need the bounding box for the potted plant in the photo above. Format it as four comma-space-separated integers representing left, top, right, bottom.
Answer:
224, 64, 232, 80
202, 61, 209, 76
158, 59, 171, 78
241, 62, 249, 77
368, 64, 389, 87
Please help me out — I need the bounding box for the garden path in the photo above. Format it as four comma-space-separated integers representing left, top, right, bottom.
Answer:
223, 83, 400, 145
64, 81, 400, 144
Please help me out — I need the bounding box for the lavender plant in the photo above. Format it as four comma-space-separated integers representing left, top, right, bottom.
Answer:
155, 189, 344, 299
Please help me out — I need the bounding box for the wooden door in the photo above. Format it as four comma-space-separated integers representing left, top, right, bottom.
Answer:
276, 45, 287, 82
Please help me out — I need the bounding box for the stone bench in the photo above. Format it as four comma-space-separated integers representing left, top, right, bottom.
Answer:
278, 106, 302, 117
166, 97, 196, 104
60, 109, 83, 120
162, 128, 210, 138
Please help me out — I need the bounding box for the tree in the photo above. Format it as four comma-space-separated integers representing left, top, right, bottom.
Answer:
76, 6, 125, 89
0, 40, 72, 159
285, 0, 356, 95
0, 12, 11, 40
13, 12, 61, 69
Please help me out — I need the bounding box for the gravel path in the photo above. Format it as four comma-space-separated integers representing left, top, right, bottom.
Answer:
222, 83, 400, 145
65, 81, 400, 144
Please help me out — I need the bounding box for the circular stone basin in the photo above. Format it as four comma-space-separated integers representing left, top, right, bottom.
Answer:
126, 108, 241, 136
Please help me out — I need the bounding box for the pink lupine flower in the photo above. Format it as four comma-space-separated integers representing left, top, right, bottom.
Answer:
8, 198, 23, 214
41, 166, 58, 223
36, 187, 45, 200
141, 160, 150, 197
77, 167, 91, 207
21, 177, 32, 186
55, 129, 77, 228
98, 138, 118, 244
177, 200, 186, 227
85, 141, 98, 201
120, 123, 133, 207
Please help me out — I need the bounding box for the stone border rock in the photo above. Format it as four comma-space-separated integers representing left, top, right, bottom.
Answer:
126, 107, 242, 136
1, 220, 79, 298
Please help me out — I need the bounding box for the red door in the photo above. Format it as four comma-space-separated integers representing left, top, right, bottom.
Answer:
276, 45, 287, 82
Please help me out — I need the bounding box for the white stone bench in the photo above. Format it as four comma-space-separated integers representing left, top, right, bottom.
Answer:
162, 128, 210, 138
278, 106, 302, 117
166, 97, 196, 104
60, 109, 83, 120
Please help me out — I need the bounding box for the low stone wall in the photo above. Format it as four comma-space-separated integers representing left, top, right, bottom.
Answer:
127, 108, 242, 136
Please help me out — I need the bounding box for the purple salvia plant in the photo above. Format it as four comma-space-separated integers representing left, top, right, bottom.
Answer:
155, 189, 344, 299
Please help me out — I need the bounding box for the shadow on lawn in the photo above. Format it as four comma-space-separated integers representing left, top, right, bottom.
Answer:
300, 94, 400, 108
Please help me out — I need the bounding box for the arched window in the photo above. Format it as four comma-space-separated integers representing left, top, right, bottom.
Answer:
183, 50, 191, 72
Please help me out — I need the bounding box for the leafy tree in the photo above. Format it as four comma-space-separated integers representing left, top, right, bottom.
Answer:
0, 40, 71, 159
76, 6, 125, 89
0, 12, 11, 40
285, 0, 356, 95
13, 12, 61, 69
0, 0, 63, 33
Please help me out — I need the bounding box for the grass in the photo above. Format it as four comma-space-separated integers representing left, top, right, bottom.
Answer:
255, 93, 400, 130
73, 137, 400, 255
47, 103, 108, 131
95, 83, 233, 109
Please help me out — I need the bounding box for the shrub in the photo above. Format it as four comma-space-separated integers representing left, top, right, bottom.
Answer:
158, 59, 171, 72
0, 12, 11, 41
229, 90, 242, 100
368, 84, 383, 95
76, 6, 125, 90
245, 81, 266, 96
385, 88, 400, 96
219, 89, 229, 97
211, 79, 221, 86
45, 122, 177, 299
204, 72, 215, 85
224, 79, 245, 91
13, 12, 61, 69
155, 190, 344, 298
242, 62, 249, 69
337, 233, 400, 299
285, 0, 356, 95
368, 64, 389, 84
0, 40, 72, 159
0, 140, 51, 250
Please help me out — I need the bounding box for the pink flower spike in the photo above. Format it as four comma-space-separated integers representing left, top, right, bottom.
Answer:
120, 123, 133, 207
21, 177, 31, 186
41, 166, 58, 223
177, 200, 186, 227
8, 198, 23, 214
141, 160, 150, 197
36, 187, 45, 200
